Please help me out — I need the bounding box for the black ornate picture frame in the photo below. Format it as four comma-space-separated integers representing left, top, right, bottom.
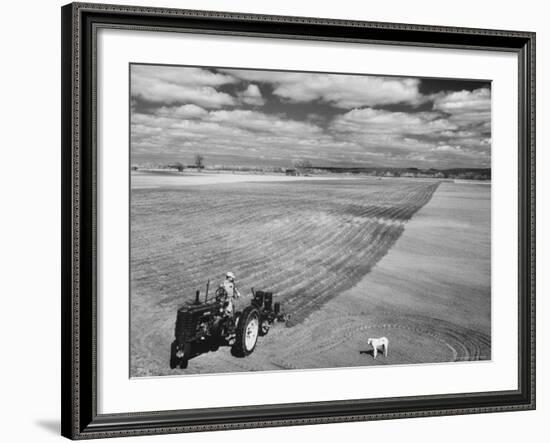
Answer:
61, 2, 535, 439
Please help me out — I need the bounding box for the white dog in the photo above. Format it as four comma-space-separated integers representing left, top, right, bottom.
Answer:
367, 337, 389, 359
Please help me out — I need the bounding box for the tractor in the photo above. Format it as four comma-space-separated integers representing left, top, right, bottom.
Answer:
170, 283, 285, 369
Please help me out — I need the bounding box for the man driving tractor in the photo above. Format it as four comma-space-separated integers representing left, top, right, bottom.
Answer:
220, 271, 241, 316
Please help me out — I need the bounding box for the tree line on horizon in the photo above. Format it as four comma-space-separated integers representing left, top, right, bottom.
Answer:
131, 154, 490, 180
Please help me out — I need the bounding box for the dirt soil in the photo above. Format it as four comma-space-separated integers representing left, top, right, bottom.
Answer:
132, 180, 490, 376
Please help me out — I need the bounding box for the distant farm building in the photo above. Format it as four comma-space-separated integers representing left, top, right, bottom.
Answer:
285, 168, 297, 176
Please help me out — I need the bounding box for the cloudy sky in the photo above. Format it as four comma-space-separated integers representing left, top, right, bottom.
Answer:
130, 64, 491, 169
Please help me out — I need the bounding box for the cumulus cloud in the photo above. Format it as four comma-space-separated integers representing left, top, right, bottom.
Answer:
132, 81, 235, 108
432, 144, 463, 152
222, 69, 425, 108
155, 104, 208, 119
206, 109, 321, 135
131, 107, 353, 164
331, 108, 456, 136
327, 105, 490, 166
433, 88, 491, 113
430, 88, 491, 158
130, 65, 491, 168
433, 88, 491, 127
131, 65, 237, 108
275, 76, 423, 108
238, 84, 265, 106
132, 103, 490, 168
132, 65, 237, 87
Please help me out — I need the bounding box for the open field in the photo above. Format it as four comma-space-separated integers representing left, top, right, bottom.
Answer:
131, 170, 360, 189
130, 173, 490, 376
257, 182, 491, 372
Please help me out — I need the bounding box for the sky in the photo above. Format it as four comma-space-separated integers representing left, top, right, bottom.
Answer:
130, 64, 491, 169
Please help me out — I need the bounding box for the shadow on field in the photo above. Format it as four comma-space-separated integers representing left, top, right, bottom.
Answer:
359, 349, 376, 358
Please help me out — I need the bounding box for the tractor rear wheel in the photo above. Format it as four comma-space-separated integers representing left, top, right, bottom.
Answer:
232, 306, 260, 357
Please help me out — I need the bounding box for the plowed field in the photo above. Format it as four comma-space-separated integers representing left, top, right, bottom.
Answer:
130, 176, 452, 376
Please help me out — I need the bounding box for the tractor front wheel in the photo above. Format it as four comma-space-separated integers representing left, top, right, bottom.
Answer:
169, 341, 178, 369
170, 341, 191, 369
178, 342, 191, 369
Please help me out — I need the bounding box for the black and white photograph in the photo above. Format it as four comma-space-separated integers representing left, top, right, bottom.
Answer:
1, 0, 544, 441
130, 64, 492, 376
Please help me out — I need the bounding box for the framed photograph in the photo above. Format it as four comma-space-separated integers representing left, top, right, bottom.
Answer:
61, 2, 535, 439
